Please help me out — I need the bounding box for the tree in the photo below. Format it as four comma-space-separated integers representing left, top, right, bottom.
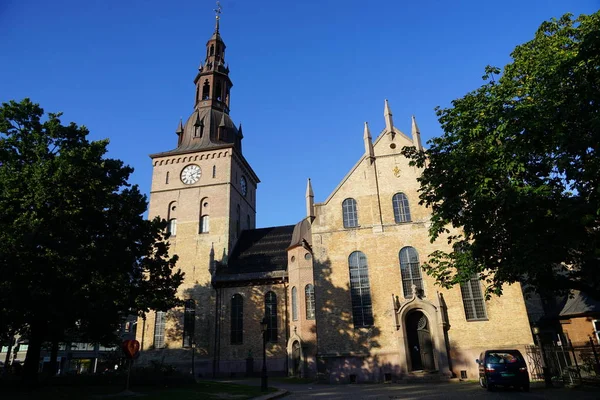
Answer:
402, 12, 600, 300
0, 99, 184, 380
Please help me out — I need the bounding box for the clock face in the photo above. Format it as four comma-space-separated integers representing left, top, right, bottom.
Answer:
240, 176, 248, 196
181, 164, 201, 185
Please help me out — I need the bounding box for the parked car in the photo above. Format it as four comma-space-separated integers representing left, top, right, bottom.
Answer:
476, 349, 529, 391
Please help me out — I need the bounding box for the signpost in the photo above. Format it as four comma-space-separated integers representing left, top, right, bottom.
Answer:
122, 339, 140, 392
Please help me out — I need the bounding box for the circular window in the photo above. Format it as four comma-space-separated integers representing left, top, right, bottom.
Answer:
304, 253, 312, 261
390, 143, 397, 149
203, 202, 208, 207
290, 256, 296, 263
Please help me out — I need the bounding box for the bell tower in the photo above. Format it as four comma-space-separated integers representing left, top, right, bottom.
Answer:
138, 3, 259, 355
194, 4, 232, 113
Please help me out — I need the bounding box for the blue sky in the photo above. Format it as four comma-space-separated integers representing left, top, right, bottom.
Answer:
1, 0, 598, 228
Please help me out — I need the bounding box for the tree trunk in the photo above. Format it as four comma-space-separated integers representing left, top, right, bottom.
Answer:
47, 340, 59, 376
23, 322, 45, 383
3, 331, 14, 376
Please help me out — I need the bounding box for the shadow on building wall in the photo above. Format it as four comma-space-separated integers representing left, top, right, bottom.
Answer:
310, 257, 400, 383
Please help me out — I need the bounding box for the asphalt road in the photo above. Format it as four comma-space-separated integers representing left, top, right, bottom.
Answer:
276, 381, 600, 399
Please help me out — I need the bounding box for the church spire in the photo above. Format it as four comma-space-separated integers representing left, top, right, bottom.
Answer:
306, 178, 315, 219
384, 99, 394, 132
155, 2, 243, 158
214, 1, 221, 34
363, 122, 374, 161
194, 1, 232, 114
411, 115, 423, 151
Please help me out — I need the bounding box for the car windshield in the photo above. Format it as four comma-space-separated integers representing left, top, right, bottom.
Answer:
487, 352, 521, 364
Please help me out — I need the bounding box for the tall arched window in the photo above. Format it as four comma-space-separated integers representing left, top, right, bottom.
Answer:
348, 251, 373, 327
154, 311, 166, 349
231, 294, 243, 344
392, 193, 411, 223
246, 214, 251, 230
183, 299, 195, 348
200, 215, 210, 233
342, 198, 358, 228
167, 218, 177, 237
399, 247, 423, 298
265, 291, 278, 342
291, 287, 298, 321
305, 284, 315, 320
167, 201, 177, 236
212, 165, 216, 178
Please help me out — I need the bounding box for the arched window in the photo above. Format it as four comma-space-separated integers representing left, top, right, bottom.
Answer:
348, 251, 373, 327
291, 287, 298, 321
154, 311, 166, 349
231, 294, 243, 344
461, 275, 487, 321
399, 247, 423, 298
393, 193, 411, 223
202, 80, 210, 100
167, 218, 177, 237
210, 44, 214, 56
265, 291, 278, 342
246, 214, 251, 230
183, 299, 195, 348
199, 215, 209, 233
216, 81, 222, 101
305, 284, 315, 320
194, 122, 204, 138
342, 198, 358, 228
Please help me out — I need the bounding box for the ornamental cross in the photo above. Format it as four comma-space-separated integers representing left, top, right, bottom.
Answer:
214, 1, 222, 18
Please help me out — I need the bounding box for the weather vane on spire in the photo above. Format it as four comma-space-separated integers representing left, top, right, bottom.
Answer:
214, 1, 222, 19
213, 1, 222, 33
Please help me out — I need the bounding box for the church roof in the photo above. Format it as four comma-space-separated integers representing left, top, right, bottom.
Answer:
223, 225, 295, 275
150, 108, 240, 158
289, 217, 312, 249
559, 291, 600, 317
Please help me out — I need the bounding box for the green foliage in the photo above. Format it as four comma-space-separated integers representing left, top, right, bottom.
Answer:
402, 12, 600, 299
0, 99, 184, 376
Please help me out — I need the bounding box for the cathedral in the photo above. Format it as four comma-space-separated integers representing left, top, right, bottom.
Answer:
136, 11, 534, 382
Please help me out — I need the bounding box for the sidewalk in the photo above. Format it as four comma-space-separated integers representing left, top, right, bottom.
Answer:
211, 377, 314, 399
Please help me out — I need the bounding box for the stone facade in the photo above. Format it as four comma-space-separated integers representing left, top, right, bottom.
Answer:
136, 12, 535, 382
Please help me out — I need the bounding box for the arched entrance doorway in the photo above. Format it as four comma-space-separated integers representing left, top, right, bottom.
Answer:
406, 311, 435, 371
291, 341, 301, 377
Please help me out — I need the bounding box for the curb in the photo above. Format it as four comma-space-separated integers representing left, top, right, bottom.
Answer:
252, 389, 289, 399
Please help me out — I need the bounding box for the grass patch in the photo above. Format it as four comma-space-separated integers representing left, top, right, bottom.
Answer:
0, 380, 276, 400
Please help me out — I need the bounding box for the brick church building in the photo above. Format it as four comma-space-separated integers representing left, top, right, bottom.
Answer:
136, 10, 534, 382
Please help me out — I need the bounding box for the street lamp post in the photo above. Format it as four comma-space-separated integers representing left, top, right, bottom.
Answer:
260, 317, 268, 392
532, 326, 553, 388
191, 340, 196, 379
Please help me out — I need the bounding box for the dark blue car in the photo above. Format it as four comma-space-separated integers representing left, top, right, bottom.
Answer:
476, 349, 530, 391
